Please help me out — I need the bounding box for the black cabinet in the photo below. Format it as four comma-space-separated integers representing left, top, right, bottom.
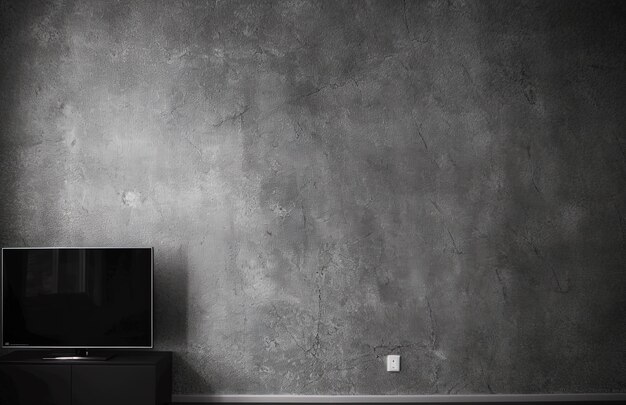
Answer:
0, 351, 171, 405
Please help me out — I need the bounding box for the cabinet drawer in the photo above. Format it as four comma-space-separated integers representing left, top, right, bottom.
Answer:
0, 364, 71, 405
72, 365, 154, 405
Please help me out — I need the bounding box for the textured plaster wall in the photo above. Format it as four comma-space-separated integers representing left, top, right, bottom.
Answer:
1, 0, 625, 395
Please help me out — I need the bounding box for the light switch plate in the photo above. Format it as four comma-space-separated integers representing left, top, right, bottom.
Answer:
387, 354, 400, 372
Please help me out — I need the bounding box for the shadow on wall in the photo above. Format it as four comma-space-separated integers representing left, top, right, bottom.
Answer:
456, 0, 626, 393
153, 244, 219, 394
173, 352, 215, 395
0, 1, 30, 248
154, 246, 190, 347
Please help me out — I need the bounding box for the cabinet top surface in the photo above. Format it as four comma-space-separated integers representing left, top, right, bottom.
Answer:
0, 350, 171, 365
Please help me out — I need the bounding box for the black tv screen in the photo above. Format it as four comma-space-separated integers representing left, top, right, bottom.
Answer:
2, 247, 153, 348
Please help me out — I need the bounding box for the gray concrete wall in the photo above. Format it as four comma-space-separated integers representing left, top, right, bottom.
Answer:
1, 0, 625, 395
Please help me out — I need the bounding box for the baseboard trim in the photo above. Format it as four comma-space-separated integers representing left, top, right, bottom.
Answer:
172, 393, 626, 403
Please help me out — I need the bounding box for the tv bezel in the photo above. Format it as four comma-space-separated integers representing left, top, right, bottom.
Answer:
1, 246, 154, 350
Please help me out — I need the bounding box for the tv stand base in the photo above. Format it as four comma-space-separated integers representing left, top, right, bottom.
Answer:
42, 355, 112, 360
42, 349, 112, 361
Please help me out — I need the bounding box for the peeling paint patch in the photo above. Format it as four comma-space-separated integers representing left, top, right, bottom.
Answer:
433, 349, 447, 360
122, 190, 142, 208
269, 201, 293, 219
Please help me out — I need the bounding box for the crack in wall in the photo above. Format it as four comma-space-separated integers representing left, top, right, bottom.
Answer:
402, 0, 411, 37
426, 297, 438, 351
506, 225, 570, 293
213, 105, 250, 128
494, 267, 507, 300
615, 204, 626, 245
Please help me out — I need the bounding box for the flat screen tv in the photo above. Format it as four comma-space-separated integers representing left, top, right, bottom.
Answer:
2, 247, 153, 353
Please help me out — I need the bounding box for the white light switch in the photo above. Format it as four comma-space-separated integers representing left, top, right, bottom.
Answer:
387, 354, 400, 372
